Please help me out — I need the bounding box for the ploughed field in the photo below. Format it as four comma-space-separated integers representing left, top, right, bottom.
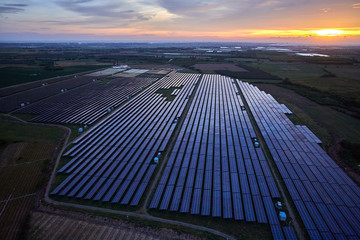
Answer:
28, 211, 202, 240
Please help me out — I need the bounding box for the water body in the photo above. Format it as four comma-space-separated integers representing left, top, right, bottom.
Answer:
296, 53, 330, 57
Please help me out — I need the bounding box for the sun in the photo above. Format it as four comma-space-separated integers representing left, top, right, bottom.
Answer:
313, 29, 344, 37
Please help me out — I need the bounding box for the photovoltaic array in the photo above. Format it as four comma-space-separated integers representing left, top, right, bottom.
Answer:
0, 75, 95, 113
16, 77, 156, 124
150, 75, 281, 222
50, 72, 360, 240
239, 81, 360, 239
51, 72, 200, 205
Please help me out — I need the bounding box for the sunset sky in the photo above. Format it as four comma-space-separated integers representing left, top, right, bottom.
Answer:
0, 0, 359, 44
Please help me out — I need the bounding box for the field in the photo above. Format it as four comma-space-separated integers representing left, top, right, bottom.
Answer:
244, 61, 360, 113
193, 63, 248, 72
0, 118, 64, 239
325, 64, 360, 81
29, 211, 206, 240
0, 65, 108, 88
54, 60, 111, 67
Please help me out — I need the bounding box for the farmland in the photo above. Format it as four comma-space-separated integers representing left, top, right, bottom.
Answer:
28, 210, 207, 240
0, 119, 64, 239
244, 61, 360, 114
0, 43, 360, 240
0, 65, 109, 88
193, 63, 248, 72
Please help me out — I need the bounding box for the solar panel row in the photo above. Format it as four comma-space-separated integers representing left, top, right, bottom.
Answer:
0, 75, 95, 113
150, 75, 283, 237
51, 72, 200, 206
238, 80, 360, 240
0, 73, 89, 98
296, 125, 322, 144
16, 77, 157, 124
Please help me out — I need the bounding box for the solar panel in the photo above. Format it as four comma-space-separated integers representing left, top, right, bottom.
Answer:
282, 226, 297, 240
253, 195, 267, 223
327, 204, 356, 236
232, 192, 244, 220
191, 188, 202, 214
270, 224, 285, 240
266, 176, 281, 198
243, 194, 256, 222
257, 175, 270, 197
201, 189, 211, 216
293, 200, 316, 230
304, 201, 329, 232
180, 187, 192, 213
170, 186, 183, 211
222, 191, 232, 219
263, 196, 278, 225
212, 190, 221, 217
307, 230, 322, 240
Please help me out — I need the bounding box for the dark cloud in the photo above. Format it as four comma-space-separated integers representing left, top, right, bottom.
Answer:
55, 0, 150, 21
0, 6, 24, 13
39, 18, 135, 29
156, 0, 223, 15
4, 4, 28, 7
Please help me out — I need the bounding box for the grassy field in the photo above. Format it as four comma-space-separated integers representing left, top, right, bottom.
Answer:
224, 58, 258, 63
156, 86, 183, 101
54, 60, 111, 67
0, 118, 64, 239
0, 121, 63, 143
0, 65, 108, 88
325, 64, 360, 81
245, 61, 360, 111
245, 62, 327, 80
241, 79, 283, 84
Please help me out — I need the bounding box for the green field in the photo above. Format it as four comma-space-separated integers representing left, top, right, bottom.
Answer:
245, 61, 360, 112
0, 65, 108, 88
325, 64, 360, 81
245, 62, 327, 80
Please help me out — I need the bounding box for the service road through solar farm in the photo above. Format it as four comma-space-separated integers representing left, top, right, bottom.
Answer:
44, 69, 360, 240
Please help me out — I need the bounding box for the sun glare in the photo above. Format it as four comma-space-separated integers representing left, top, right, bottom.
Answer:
313, 29, 344, 37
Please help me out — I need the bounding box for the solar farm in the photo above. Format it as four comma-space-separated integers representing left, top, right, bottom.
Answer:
52, 72, 199, 205
4, 66, 359, 239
